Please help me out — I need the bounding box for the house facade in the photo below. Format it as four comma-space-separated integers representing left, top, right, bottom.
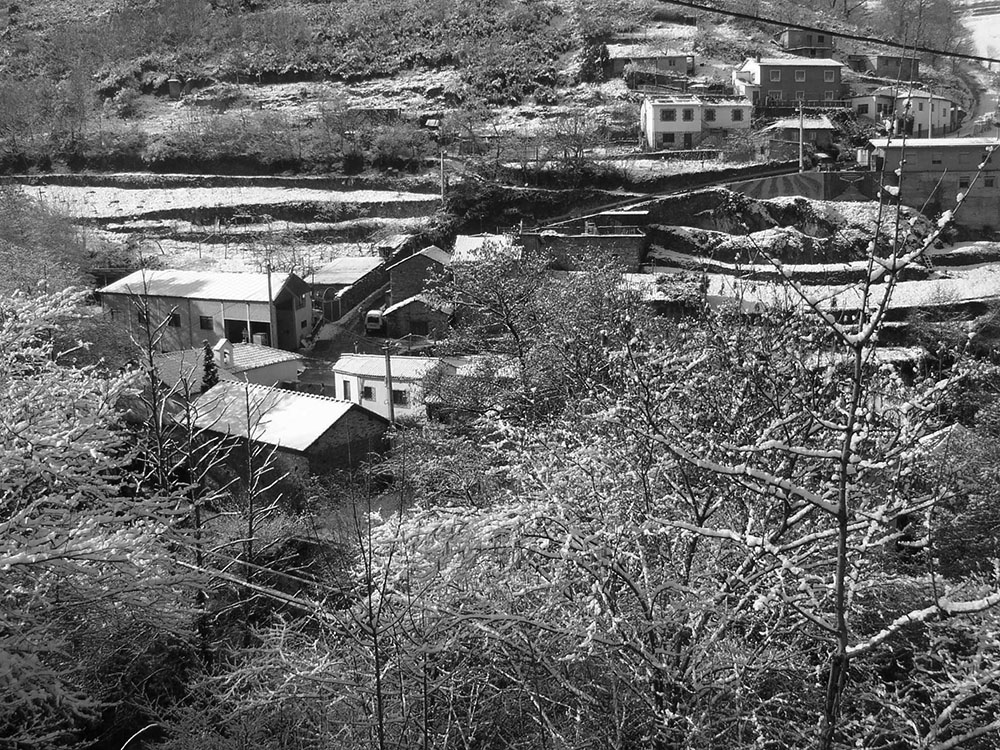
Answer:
99, 269, 312, 352
876, 55, 919, 81
869, 137, 1000, 230
775, 28, 834, 57
733, 58, 846, 106
383, 295, 452, 339
894, 90, 960, 137
605, 44, 695, 77
330, 354, 450, 420
388, 245, 452, 301
191, 381, 389, 475
763, 115, 836, 149
850, 88, 896, 121
639, 95, 753, 150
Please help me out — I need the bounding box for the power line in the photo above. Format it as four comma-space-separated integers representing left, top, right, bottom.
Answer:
659, 0, 1000, 65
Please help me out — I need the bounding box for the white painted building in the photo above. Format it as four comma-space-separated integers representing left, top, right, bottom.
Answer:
329, 354, 452, 421
639, 95, 753, 150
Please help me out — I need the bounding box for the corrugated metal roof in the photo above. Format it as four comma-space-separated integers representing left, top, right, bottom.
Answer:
312, 256, 384, 286
98, 269, 300, 303
869, 137, 1000, 149
192, 381, 369, 452
387, 245, 452, 271
331, 354, 445, 380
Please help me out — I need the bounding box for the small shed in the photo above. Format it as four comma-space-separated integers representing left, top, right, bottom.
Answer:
382, 295, 452, 339
191, 381, 389, 475
311, 256, 387, 321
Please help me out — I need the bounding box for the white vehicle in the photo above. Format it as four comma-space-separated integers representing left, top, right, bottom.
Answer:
364, 309, 385, 335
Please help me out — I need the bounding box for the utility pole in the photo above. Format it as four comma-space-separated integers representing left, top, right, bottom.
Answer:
439, 150, 446, 202
383, 341, 395, 425
799, 99, 805, 173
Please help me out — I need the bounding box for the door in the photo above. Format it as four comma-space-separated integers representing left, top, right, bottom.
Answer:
343, 380, 351, 401
683, 132, 693, 149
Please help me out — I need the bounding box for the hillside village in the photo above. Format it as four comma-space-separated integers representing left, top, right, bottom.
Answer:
11, 0, 1000, 748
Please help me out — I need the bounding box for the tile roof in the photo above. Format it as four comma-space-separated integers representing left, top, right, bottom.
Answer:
98, 269, 301, 303
331, 354, 446, 380
386, 245, 452, 271
311, 256, 384, 286
154, 348, 240, 392
191, 381, 376, 452
154, 344, 303, 389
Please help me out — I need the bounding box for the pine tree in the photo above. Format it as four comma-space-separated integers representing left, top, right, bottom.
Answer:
201, 339, 219, 393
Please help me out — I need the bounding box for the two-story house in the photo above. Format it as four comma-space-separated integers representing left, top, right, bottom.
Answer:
775, 28, 835, 58
639, 95, 753, 150
894, 90, 960, 137
869, 137, 1000, 230
98, 269, 312, 352
733, 57, 847, 107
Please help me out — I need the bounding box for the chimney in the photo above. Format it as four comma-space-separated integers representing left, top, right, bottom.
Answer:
213, 338, 234, 368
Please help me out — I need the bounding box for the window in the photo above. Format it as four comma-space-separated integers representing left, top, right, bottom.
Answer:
959, 176, 970, 189
362, 385, 376, 401
137, 309, 148, 324
391, 389, 409, 407
918, 102, 924, 112
660, 108, 676, 122
858, 103, 870, 115
410, 320, 429, 336
168, 312, 181, 327
768, 90, 783, 101
663, 133, 676, 143
769, 69, 781, 82
795, 91, 805, 101
199, 315, 213, 331
987, 177, 996, 188
824, 70, 835, 83
806, 34, 813, 44
795, 70, 806, 82
732, 109, 744, 122
295, 295, 305, 309
668, 58, 676, 66
817, 34, 825, 43
301, 319, 308, 328
824, 91, 835, 101
682, 108, 694, 121
343, 380, 351, 400
931, 152, 942, 165
704, 108, 716, 122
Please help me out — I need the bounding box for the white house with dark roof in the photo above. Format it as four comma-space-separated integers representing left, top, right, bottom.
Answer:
329, 353, 452, 420
639, 94, 753, 150
98, 269, 312, 352
191, 381, 389, 474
